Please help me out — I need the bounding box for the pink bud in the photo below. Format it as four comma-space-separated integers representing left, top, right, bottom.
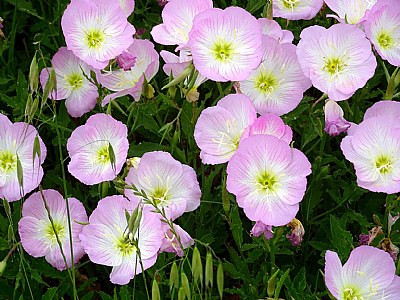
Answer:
251, 221, 274, 240
324, 99, 351, 136
116, 51, 137, 71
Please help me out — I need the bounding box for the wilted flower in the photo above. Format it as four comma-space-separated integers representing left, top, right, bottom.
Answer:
258, 18, 294, 44
116, 51, 137, 70
250, 221, 274, 240
0, 114, 46, 202
388, 212, 400, 235
79, 196, 163, 285
240, 36, 311, 116
240, 114, 293, 144
126, 157, 141, 169
273, 0, 324, 20
325, 0, 377, 24
18, 189, 87, 270
381, 238, 399, 262
324, 99, 351, 136
159, 223, 194, 257
151, 0, 213, 49
325, 246, 400, 299
341, 115, 400, 193
286, 218, 305, 246
97, 39, 159, 105
124, 151, 201, 220
188, 7, 262, 82
40, 47, 98, 118
364, 0, 400, 66
61, 0, 135, 69
227, 135, 311, 226
194, 94, 257, 165
67, 113, 129, 185
297, 24, 377, 101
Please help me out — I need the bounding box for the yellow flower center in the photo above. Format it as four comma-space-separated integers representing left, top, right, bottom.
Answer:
151, 187, 169, 205
86, 30, 105, 49
283, 0, 300, 9
257, 172, 278, 192
45, 221, 65, 244
377, 32, 394, 49
256, 73, 277, 93
66, 73, 84, 90
213, 41, 233, 61
324, 57, 346, 76
0, 151, 17, 173
97, 146, 110, 164
342, 287, 363, 300
375, 155, 393, 175
116, 237, 136, 256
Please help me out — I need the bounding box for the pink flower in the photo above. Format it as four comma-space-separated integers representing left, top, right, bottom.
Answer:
227, 135, 311, 226
364, 0, 400, 67
258, 18, 294, 44
194, 94, 257, 165
325, 0, 377, 25
297, 24, 377, 101
239, 36, 311, 115
324, 99, 351, 136
124, 151, 201, 220
0, 114, 46, 202
240, 114, 293, 144
61, 0, 135, 69
325, 246, 400, 299
273, 0, 324, 20
250, 221, 274, 240
159, 223, 194, 257
40, 47, 98, 118
97, 39, 159, 105
341, 115, 400, 194
18, 189, 87, 270
151, 0, 213, 49
188, 7, 263, 82
67, 113, 129, 185
79, 196, 163, 285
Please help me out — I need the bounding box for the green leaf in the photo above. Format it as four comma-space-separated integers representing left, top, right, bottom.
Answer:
16, 155, 23, 188
169, 261, 179, 292
230, 206, 243, 249
5, 0, 43, 19
41, 287, 58, 300
217, 261, 224, 299
205, 251, 213, 288
192, 246, 203, 286
181, 272, 191, 300
151, 279, 161, 300
29, 52, 39, 92
330, 215, 353, 259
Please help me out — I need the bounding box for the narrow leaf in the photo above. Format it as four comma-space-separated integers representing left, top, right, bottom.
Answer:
217, 262, 224, 299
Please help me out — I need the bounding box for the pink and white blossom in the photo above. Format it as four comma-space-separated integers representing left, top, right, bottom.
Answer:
364, 0, 400, 66
364, 100, 400, 120
97, 39, 159, 105
61, 0, 135, 69
0, 114, 46, 202
325, 246, 400, 299
67, 114, 129, 185
188, 7, 263, 82
18, 189, 87, 270
119, 0, 135, 17
341, 115, 400, 194
324, 99, 351, 136
40, 47, 98, 118
227, 135, 311, 226
273, 0, 324, 20
151, 0, 213, 50
297, 24, 377, 101
194, 94, 257, 165
240, 36, 311, 115
124, 151, 201, 220
79, 195, 163, 285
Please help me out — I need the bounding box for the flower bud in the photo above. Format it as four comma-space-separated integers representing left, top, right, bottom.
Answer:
251, 221, 274, 240
116, 51, 137, 71
324, 99, 350, 136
